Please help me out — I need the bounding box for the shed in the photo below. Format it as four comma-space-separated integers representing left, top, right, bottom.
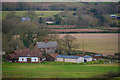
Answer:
55, 55, 84, 63
83, 55, 92, 62
46, 53, 59, 61
93, 54, 103, 60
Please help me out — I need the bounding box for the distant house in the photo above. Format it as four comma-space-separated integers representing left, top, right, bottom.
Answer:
21, 17, 30, 22
55, 55, 84, 63
35, 40, 58, 53
46, 20, 55, 25
46, 53, 59, 61
110, 15, 120, 19
110, 15, 117, 18
7, 49, 42, 63
93, 54, 103, 60
83, 55, 92, 62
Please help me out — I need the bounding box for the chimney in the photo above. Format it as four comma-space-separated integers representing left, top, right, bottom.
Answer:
45, 39, 48, 43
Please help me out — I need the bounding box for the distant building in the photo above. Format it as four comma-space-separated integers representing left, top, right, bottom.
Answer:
110, 15, 117, 18
83, 55, 92, 62
21, 17, 30, 22
46, 53, 59, 61
93, 54, 103, 60
35, 39, 58, 53
55, 55, 84, 63
110, 15, 120, 19
7, 49, 42, 63
46, 20, 55, 25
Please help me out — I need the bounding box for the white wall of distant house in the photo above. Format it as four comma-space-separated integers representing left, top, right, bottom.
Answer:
55, 57, 84, 63
84, 58, 92, 62
19, 57, 38, 62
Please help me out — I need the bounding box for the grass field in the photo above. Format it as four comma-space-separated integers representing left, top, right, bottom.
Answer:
2, 62, 119, 78
2, 11, 73, 19
58, 33, 119, 55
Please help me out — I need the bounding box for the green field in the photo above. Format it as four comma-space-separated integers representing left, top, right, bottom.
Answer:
2, 11, 73, 19
2, 62, 119, 78
59, 33, 119, 55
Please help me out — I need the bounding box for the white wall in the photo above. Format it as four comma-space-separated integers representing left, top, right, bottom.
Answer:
55, 58, 63, 62
19, 57, 38, 62
78, 57, 84, 63
65, 58, 77, 63
56, 57, 85, 63
84, 58, 92, 62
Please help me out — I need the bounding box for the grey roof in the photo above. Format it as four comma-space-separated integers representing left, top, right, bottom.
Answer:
83, 55, 92, 58
56, 55, 81, 59
36, 41, 57, 48
95, 54, 102, 56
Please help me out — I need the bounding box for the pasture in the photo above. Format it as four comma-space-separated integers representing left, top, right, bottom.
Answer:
58, 33, 119, 55
2, 11, 73, 19
2, 62, 119, 78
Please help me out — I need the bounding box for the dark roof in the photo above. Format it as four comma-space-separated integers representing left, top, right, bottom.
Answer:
56, 55, 81, 59
83, 55, 92, 58
36, 41, 57, 48
9, 49, 42, 59
49, 53, 59, 58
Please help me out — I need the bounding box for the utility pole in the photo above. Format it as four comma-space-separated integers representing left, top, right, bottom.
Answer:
82, 31, 85, 55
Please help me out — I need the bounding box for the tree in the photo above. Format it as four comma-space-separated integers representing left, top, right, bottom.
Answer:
55, 15, 62, 25
62, 34, 78, 55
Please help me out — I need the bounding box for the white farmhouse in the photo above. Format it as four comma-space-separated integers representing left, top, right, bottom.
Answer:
7, 49, 42, 63
83, 55, 92, 62
55, 55, 84, 63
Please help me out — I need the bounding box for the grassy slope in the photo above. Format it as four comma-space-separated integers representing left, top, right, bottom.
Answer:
2, 11, 74, 19
2, 63, 119, 78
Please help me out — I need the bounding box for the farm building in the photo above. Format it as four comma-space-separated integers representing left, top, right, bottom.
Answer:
35, 40, 58, 53
93, 54, 103, 60
46, 19, 55, 25
7, 49, 42, 63
55, 55, 84, 63
21, 17, 30, 22
46, 53, 59, 61
83, 55, 92, 62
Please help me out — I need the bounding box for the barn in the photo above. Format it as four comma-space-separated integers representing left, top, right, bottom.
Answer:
83, 55, 92, 62
55, 55, 84, 63
46, 53, 59, 61
93, 54, 103, 60
7, 49, 42, 63
35, 40, 58, 53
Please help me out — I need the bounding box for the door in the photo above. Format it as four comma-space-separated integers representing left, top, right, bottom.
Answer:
63, 58, 65, 62
27, 58, 31, 63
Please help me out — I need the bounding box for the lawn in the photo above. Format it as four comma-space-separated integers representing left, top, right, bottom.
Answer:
2, 62, 119, 78
2, 11, 73, 19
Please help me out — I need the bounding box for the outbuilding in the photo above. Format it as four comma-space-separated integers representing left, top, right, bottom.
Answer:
83, 55, 92, 62
55, 55, 84, 63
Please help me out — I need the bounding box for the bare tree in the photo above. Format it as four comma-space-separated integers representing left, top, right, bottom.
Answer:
62, 34, 78, 55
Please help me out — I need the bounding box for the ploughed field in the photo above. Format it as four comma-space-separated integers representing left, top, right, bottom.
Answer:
58, 33, 119, 55
2, 62, 119, 78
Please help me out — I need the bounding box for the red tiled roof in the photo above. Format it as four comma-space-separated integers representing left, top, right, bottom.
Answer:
49, 53, 59, 58
9, 49, 42, 59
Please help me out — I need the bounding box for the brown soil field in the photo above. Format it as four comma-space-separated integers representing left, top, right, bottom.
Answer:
52, 29, 105, 32
58, 33, 119, 55
48, 25, 76, 28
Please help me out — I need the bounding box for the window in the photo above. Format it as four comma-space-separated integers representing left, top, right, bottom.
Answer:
22, 58, 24, 61
34, 59, 36, 61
